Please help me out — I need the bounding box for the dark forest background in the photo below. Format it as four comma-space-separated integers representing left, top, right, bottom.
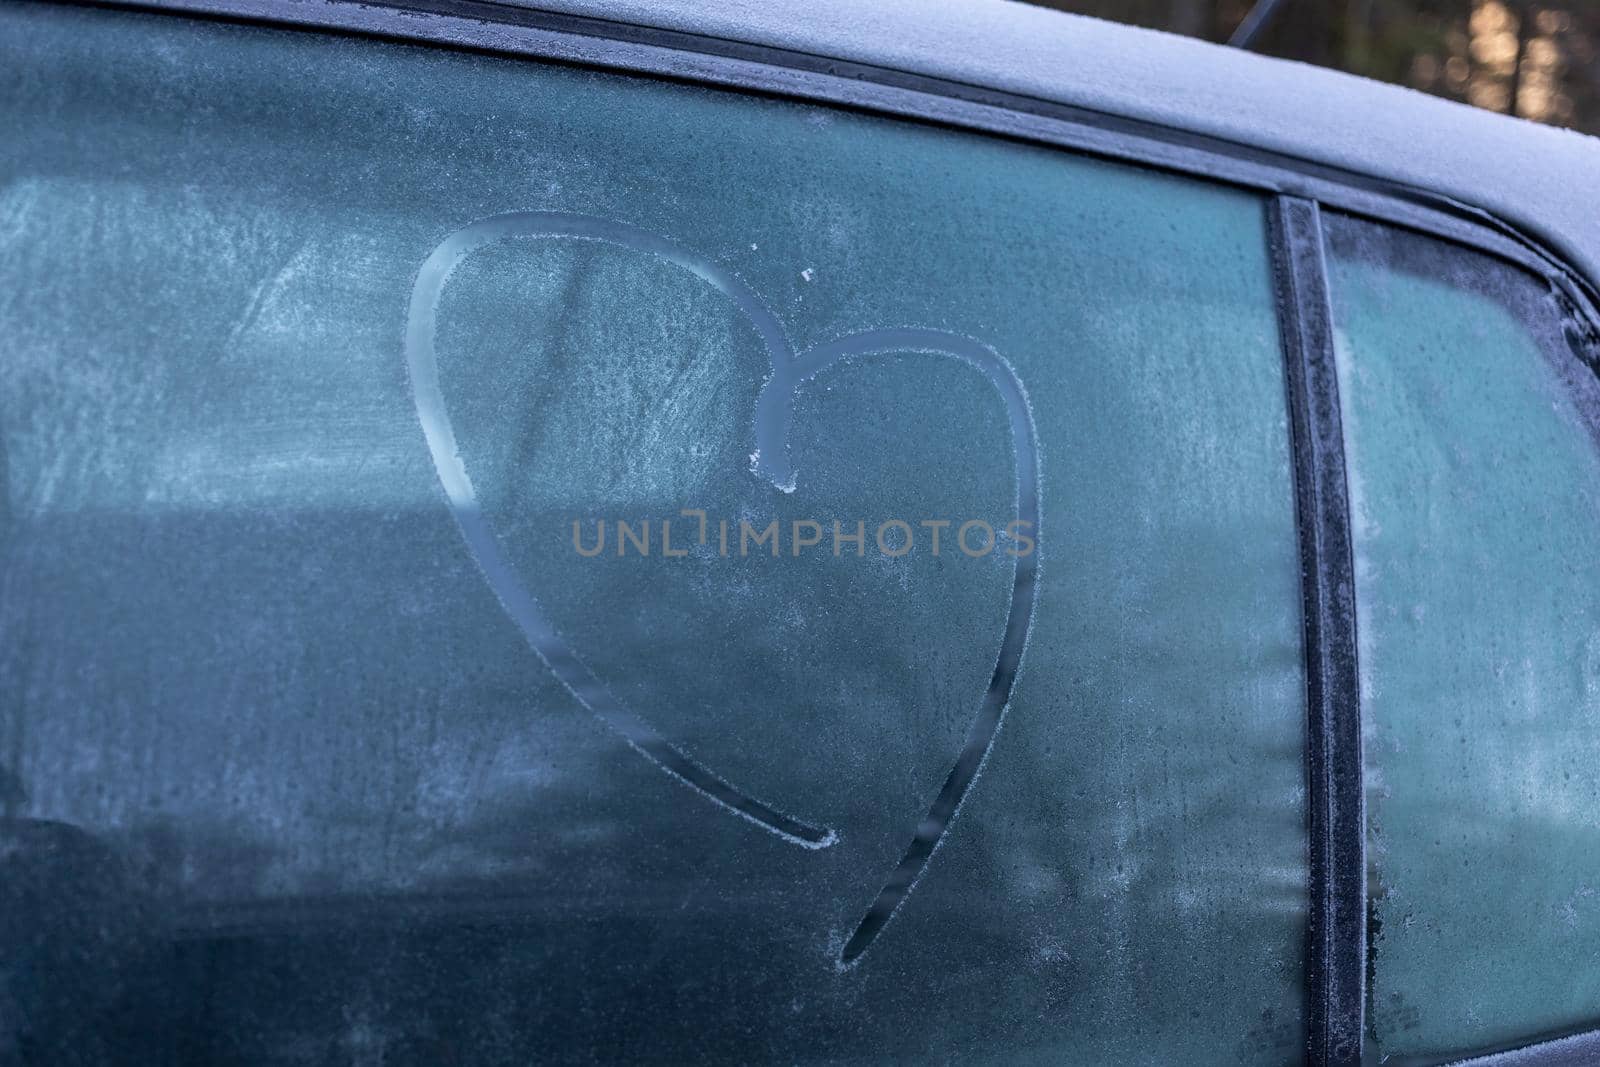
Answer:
1027, 0, 1600, 135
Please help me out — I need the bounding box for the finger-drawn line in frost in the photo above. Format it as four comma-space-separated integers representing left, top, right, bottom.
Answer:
405, 212, 1041, 963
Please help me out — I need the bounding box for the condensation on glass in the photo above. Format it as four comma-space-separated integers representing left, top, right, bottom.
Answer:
1, 3, 1307, 1061
1325, 214, 1600, 1062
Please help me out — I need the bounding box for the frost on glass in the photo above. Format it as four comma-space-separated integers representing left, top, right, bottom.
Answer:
1326, 214, 1600, 1061
2, 4, 1304, 1062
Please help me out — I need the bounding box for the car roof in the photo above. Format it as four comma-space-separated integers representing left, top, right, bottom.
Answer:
522, 0, 1600, 290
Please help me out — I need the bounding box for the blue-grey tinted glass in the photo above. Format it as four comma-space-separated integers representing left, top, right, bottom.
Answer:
0, 4, 1306, 1062
1326, 214, 1600, 1060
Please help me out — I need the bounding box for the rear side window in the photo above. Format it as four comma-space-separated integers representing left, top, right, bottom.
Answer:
0, 4, 1308, 1062
1326, 215, 1600, 1060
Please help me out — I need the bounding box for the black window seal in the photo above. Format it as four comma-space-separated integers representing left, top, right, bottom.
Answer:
14, 2, 1600, 1063
1270, 197, 1365, 1067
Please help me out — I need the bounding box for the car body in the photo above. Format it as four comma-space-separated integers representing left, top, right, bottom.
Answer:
2, 1, 1599, 1064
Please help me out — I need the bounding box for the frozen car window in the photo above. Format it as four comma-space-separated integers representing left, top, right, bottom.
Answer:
1325, 214, 1600, 1061
1, 4, 1306, 1062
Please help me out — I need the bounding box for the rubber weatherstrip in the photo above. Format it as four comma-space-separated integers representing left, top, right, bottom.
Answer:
1269, 195, 1366, 1067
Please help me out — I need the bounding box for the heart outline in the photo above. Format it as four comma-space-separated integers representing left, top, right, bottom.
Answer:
404, 213, 1041, 962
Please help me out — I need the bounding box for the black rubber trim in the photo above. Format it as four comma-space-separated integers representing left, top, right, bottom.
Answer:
1270, 196, 1365, 1067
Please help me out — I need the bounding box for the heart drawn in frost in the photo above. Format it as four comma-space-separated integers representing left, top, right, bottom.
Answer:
405, 212, 1040, 964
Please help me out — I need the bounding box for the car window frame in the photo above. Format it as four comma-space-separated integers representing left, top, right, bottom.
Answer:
21, 1, 1600, 1063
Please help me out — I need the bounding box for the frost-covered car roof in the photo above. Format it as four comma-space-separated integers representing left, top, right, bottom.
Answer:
521, 0, 1600, 289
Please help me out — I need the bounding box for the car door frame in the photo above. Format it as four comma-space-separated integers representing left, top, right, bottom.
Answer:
27, 1, 1600, 1062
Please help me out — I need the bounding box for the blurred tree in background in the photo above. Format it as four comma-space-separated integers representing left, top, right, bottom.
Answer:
1025, 0, 1599, 135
